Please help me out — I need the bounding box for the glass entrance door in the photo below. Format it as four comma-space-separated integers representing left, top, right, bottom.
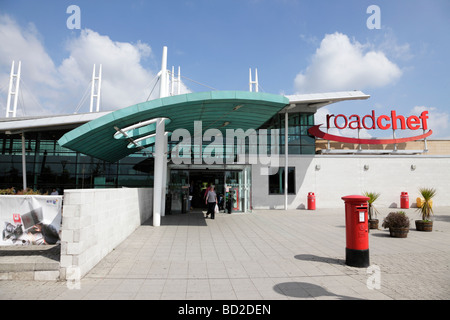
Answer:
224, 167, 251, 213
168, 167, 251, 213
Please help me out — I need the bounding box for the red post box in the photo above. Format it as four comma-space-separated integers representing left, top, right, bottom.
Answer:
400, 192, 409, 209
341, 195, 370, 268
307, 192, 316, 210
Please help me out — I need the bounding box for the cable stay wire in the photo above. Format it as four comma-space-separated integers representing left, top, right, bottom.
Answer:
0, 80, 12, 116
256, 83, 266, 93
17, 77, 49, 116
179, 74, 218, 91
19, 83, 26, 117
0, 81, 10, 94
146, 74, 160, 101
74, 81, 93, 114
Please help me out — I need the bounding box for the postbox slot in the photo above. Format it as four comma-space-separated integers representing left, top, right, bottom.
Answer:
356, 206, 367, 211
359, 211, 365, 222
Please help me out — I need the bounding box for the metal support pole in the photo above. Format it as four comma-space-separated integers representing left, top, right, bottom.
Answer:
423, 129, 428, 153
393, 129, 397, 151
244, 168, 248, 213
153, 118, 165, 226
21, 133, 27, 191
285, 111, 288, 210
161, 132, 168, 217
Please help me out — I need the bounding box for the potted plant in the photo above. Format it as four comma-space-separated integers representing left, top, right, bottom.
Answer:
415, 187, 436, 232
382, 211, 410, 238
363, 191, 380, 229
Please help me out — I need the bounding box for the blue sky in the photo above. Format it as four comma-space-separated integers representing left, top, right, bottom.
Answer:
1, 0, 449, 138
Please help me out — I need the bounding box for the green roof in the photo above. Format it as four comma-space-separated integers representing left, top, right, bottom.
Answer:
58, 91, 289, 162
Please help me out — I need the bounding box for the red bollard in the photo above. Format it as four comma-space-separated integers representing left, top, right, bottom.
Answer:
400, 192, 409, 209
307, 192, 316, 210
341, 195, 370, 268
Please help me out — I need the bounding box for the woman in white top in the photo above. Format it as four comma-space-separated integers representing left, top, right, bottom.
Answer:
205, 185, 218, 219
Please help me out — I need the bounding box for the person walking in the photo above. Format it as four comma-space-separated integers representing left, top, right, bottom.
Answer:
205, 185, 218, 219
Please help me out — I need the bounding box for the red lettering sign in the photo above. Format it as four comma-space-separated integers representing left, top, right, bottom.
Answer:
326, 110, 429, 131
310, 110, 433, 144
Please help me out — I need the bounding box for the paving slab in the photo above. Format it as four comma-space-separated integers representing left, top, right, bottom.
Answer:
0, 207, 449, 300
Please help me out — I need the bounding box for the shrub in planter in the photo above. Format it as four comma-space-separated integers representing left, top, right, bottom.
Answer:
382, 211, 410, 238
363, 191, 380, 229
415, 187, 436, 232
0, 187, 16, 195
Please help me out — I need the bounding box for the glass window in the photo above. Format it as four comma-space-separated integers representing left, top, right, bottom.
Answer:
268, 167, 295, 194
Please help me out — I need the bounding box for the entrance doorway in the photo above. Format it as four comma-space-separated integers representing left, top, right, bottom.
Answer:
189, 170, 224, 210
168, 167, 251, 214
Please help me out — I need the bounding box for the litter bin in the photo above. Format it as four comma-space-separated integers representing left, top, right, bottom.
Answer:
307, 192, 316, 210
341, 195, 370, 268
400, 192, 409, 209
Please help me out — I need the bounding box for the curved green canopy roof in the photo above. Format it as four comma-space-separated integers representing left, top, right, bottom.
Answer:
58, 91, 289, 162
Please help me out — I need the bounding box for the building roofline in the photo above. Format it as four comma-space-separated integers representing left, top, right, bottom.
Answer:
0, 111, 112, 133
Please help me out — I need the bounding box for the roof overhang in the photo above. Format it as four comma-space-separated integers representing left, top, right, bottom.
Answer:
58, 91, 290, 162
285, 91, 370, 113
0, 112, 111, 134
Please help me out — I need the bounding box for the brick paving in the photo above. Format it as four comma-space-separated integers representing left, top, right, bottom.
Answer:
0, 206, 449, 300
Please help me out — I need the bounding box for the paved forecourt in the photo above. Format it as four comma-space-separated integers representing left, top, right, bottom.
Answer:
0, 206, 449, 300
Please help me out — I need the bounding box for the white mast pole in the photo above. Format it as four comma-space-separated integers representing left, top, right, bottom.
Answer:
177, 66, 181, 95
89, 64, 96, 112
249, 68, 252, 92
255, 68, 259, 92
12, 61, 21, 118
6, 61, 21, 118
249, 68, 258, 92
171, 66, 175, 96
5, 61, 14, 117
96, 64, 102, 112
89, 64, 102, 112
159, 46, 168, 98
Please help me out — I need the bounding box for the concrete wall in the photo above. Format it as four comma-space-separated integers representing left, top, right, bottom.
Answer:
252, 155, 450, 209
60, 188, 153, 280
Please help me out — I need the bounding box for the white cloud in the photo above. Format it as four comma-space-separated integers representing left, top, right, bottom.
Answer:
58, 29, 157, 111
411, 106, 449, 138
0, 15, 60, 116
0, 15, 58, 87
294, 32, 402, 93
0, 15, 189, 117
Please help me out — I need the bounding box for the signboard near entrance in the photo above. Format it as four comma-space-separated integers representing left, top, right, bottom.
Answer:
0, 195, 62, 246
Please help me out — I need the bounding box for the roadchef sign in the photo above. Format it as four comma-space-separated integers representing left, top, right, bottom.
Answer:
308, 110, 433, 144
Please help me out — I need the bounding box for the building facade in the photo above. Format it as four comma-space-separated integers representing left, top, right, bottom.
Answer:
1, 90, 449, 212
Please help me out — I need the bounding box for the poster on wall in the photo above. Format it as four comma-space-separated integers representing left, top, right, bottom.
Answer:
0, 195, 62, 246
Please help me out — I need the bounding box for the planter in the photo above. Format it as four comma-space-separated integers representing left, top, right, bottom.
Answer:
415, 220, 433, 232
389, 227, 409, 238
368, 219, 379, 229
